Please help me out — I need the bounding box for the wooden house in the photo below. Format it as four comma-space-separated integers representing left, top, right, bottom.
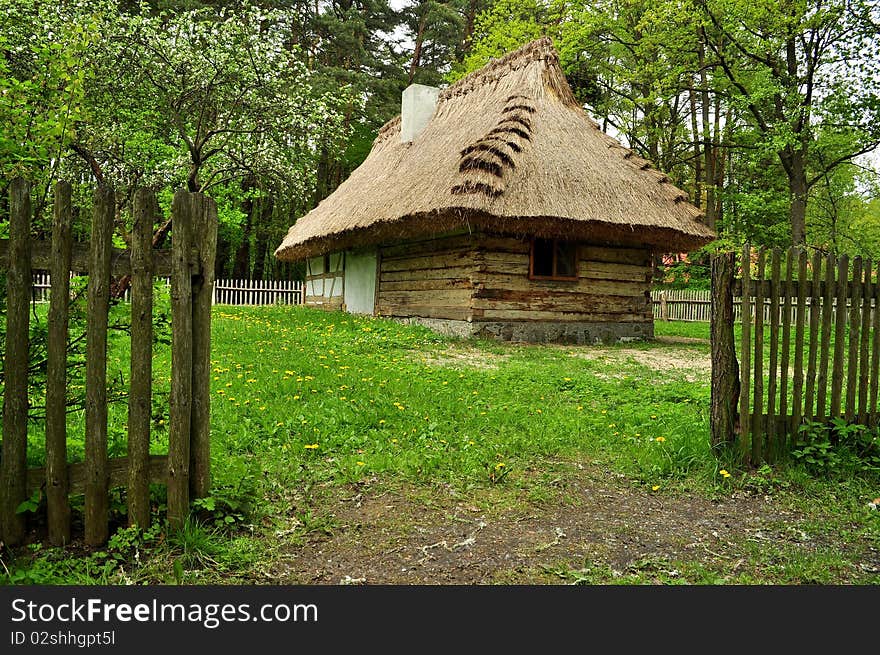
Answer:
274, 38, 715, 343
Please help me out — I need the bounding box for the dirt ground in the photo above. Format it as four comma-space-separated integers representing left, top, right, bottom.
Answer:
266, 460, 880, 584
262, 338, 878, 585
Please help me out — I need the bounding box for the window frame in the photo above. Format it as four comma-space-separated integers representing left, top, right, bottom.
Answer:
528, 237, 579, 281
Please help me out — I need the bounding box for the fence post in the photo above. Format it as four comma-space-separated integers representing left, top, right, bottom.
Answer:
85, 185, 114, 546
168, 190, 194, 530
710, 251, 739, 449
46, 181, 73, 545
190, 194, 217, 500
0, 179, 32, 545
128, 188, 155, 529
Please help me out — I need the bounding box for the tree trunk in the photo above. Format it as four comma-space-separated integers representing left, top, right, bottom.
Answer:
408, 13, 427, 84
788, 149, 808, 246
710, 251, 740, 449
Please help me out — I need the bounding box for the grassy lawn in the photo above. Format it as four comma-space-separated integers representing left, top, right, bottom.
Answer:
3, 306, 880, 585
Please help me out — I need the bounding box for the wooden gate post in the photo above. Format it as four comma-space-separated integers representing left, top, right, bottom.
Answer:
46, 181, 73, 545
128, 188, 155, 529
710, 250, 739, 449
85, 185, 114, 546
190, 195, 218, 499
168, 190, 194, 530
0, 179, 32, 545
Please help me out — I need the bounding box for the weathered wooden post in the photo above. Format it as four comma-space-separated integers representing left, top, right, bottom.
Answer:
739, 244, 752, 465
85, 184, 114, 546
710, 250, 739, 450
128, 189, 155, 528
190, 194, 217, 499
1, 179, 32, 545
168, 190, 194, 530
46, 181, 73, 545
660, 290, 668, 321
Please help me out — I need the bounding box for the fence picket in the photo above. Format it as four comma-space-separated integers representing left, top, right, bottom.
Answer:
767, 249, 781, 457
779, 248, 794, 427
739, 245, 752, 464
804, 250, 822, 425
859, 260, 872, 423
46, 182, 73, 545
846, 257, 863, 421
752, 249, 766, 463
831, 254, 849, 418
791, 249, 808, 442
817, 252, 835, 419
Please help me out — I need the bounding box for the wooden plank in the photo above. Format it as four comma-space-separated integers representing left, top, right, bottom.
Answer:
85, 185, 114, 546
0, 179, 32, 545
476, 272, 648, 297
779, 248, 794, 430
791, 248, 808, 442
739, 244, 752, 465
28, 456, 169, 496
473, 308, 651, 322
859, 260, 873, 423
580, 245, 651, 266
127, 189, 154, 529
752, 248, 766, 464
846, 257, 863, 421
379, 289, 472, 306
831, 254, 849, 418
817, 252, 835, 419
46, 181, 72, 545
168, 190, 194, 531
191, 195, 218, 499
804, 250, 822, 425
381, 266, 475, 282
381, 250, 476, 272
872, 262, 880, 426
380, 278, 473, 292
379, 233, 477, 259
767, 249, 781, 457
0, 239, 196, 276
578, 260, 651, 282
377, 304, 472, 321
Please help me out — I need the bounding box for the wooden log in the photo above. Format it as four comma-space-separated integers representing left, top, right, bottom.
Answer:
168, 190, 194, 530
46, 181, 72, 545
190, 195, 218, 499
578, 260, 651, 282
127, 189, 154, 529
380, 278, 473, 292
471, 308, 651, 322
831, 254, 849, 418
845, 257, 863, 421
804, 250, 822, 425
0, 239, 196, 276
739, 244, 752, 465
85, 185, 114, 546
380, 233, 478, 259
378, 304, 472, 321
381, 266, 475, 282
0, 179, 32, 545
381, 250, 476, 272
28, 455, 169, 496
817, 252, 835, 419
710, 252, 739, 448
767, 249, 781, 457
752, 249, 766, 464
475, 273, 647, 297
858, 260, 872, 423
579, 245, 651, 266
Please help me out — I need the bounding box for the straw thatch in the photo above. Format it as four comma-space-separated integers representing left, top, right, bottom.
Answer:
275, 37, 715, 262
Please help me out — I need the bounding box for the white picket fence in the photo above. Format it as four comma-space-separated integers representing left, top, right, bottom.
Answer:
30, 273, 304, 306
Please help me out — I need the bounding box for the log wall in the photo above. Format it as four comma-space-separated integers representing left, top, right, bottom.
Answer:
377, 233, 476, 321
471, 235, 653, 323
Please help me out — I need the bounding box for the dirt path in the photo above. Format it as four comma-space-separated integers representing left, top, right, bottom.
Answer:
265, 460, 874, 584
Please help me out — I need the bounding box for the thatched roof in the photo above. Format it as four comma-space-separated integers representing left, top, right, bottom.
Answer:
275, 37, 715, 261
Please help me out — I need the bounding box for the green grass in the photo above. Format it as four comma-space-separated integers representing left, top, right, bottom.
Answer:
3, 306, 879, 585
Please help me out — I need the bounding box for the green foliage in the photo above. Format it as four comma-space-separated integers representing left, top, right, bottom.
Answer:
794, 419, 880, 478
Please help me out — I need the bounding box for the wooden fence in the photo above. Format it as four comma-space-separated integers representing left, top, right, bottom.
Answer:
0, 180, 217, 546
29, 274, 304, 306
710, 245, 880, 465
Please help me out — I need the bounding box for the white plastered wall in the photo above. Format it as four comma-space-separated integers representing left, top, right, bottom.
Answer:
343, 249, 378, 315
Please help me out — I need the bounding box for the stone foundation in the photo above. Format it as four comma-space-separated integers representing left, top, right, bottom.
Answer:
395, 317, 653, 344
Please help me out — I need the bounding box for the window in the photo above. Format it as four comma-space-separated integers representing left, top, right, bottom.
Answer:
529, 238, 578, 280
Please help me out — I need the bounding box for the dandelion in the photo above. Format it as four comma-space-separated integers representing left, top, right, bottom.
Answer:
652, 485, 660, 491
655, 436, 666, 443
719, 469, 731, 478
356, 461, 365, 466
304, 443, 319, 450
495, 462, 505, 469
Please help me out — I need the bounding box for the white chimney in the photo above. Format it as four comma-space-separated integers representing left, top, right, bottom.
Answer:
400, 84, 440, 143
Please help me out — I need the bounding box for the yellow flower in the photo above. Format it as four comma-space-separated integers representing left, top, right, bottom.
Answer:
720, 469, 731, 478
356, 461, 365, 466
304, 443, 319, 450
652, 485, 660, 491
495, 462, 505, 469
655, 436, 666, 443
